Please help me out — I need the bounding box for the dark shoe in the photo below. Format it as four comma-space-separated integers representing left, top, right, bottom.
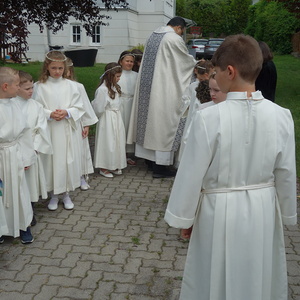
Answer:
152, 164, 177, 178
31, 215, 37, 226
145, 159, 154, 171
20, 227, 34, 244
0, 236, 4, 244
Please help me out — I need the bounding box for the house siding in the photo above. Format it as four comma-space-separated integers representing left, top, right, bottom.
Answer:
25, 0, 175, 63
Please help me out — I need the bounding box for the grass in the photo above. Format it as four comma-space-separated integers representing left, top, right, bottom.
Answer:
273, 55, 300, 175
4, 55, 300, 174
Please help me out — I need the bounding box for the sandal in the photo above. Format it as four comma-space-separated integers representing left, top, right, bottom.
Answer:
127, 158, 136, 166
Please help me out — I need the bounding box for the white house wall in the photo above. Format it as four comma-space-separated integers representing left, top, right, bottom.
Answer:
25, 0, 176, 63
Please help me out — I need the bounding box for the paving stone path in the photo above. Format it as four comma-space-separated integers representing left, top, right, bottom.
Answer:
0, 159, 299, 300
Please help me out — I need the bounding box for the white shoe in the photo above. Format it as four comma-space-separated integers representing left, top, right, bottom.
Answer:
99, 170, 114, 178
80, 177, 90, 191
80, 184, 89, 191
48, 197, 59, 211
112, 169, 122, 175
63, 194, 74, 210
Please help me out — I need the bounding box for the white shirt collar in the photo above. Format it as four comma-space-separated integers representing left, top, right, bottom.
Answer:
226, 91, 264, 101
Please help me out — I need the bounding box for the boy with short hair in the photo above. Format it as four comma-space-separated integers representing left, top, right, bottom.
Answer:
11, 71, 52, 226
165, 34, 297, 300
0, 67, 36, 244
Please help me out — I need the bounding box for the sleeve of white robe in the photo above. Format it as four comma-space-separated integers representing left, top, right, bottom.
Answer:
65, 81, 85, 129
164, 111, 213, 229
33, 83, 55, 120
18, 126, 37, 168
274, 109, 297, 225
91, 87, 108, 118
33, 103, 53, 155
77, 83, 98, 127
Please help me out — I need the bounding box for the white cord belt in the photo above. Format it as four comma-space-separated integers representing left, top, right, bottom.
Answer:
0, 138, 18, 149
201, 182, 275, 194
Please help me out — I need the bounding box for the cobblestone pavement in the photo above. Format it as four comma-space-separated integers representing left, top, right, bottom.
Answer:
0, 159, 299, 300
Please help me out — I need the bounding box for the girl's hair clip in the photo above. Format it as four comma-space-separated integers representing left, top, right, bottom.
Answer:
100, 65, 121, 79
45, 51, 67, 62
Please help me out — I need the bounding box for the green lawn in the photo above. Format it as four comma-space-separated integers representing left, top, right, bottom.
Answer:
4, 55, 300, 173
273, 55, 300, 175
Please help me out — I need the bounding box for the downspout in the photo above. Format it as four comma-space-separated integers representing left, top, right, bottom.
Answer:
47, 27, 51, 50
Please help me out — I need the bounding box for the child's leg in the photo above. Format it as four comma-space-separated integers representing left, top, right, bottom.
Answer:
48, 193, 59, 211
63, 192, 74, 210
20, 227, 34, 244
31, 202, 37, 226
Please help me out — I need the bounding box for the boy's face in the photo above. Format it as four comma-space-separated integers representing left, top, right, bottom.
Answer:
5, 75, 20, 98
47, 61, 65, 78
18, 81, 33, 100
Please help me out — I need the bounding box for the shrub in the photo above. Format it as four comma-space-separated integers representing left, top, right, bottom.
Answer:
245, 1, 299, 54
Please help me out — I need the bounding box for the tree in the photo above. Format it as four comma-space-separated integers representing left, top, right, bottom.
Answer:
0, 0, 129, 62
245, 0, 300, 54
176, 0, 252, 38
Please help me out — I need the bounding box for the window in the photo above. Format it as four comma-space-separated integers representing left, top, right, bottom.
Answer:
91, 25, 101, 45
71, 25, 81, 44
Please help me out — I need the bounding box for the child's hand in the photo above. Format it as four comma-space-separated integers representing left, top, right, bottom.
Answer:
50, 110, 60, 120
82, 126, 89, 138
55, 109, 68, 120
180, 227, 193, 239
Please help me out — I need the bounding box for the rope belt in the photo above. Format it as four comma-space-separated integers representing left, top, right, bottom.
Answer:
0, 138, 18, 149
201, 182, 275, 194
106, 108, 119, 112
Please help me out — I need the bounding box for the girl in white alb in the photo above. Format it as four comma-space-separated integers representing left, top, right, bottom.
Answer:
33, 51, 84, 211
92, 63, 126, 178
117, 51, 138, 163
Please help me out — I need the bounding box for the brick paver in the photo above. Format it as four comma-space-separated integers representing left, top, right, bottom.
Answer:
0, 159, 299, 300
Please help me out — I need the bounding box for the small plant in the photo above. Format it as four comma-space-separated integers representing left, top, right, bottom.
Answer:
131, 237, 140, 245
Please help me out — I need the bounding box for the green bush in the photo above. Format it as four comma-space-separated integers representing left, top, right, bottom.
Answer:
245, 1, 299, 54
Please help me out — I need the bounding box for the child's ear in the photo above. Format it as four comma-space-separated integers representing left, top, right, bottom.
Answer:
227, 65, 236, 80
1, 82, 8, 91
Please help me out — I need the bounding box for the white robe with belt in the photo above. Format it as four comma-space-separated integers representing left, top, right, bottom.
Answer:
33, 77, 84, 195
12, 96, 52, 201
92, 84, 126, 170
165, 91, 297, 300
0, 99, 36, 237
74, 82, 98, 176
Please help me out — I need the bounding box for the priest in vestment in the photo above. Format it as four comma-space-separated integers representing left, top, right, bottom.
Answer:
127, 16, 195, 178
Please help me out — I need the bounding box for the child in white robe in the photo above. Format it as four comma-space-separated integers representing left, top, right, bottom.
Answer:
178, 72, 227, 164
66, 58, 98, 191
118, 51, 138, 164
33, 51, 84, 211
131, 48, 143, 73
165, 34, 297, 300
11, 71, 52, 225
0, 67, 36, 244
92, 63, 126, 178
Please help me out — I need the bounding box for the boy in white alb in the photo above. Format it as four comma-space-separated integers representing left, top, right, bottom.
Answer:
0, 67, 36, 244
165, 35, 297, 300
11, 71, 52, 225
